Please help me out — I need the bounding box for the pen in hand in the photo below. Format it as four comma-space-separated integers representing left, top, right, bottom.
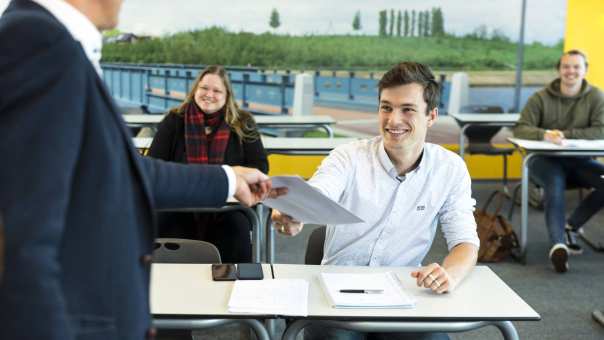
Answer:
339, 289, 384, 294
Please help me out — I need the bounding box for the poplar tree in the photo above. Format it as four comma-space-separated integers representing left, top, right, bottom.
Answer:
396, 10, 402, 37
410, 10, 416, 37
269, 8, 280, 30
378, 10, 387, 36
352, 10, 361, 31
403, 10, 409, 37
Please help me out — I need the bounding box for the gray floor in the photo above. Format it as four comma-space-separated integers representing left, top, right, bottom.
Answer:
183, 181, 604, 340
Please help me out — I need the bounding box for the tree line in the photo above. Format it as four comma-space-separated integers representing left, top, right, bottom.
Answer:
373, 8, 445, 37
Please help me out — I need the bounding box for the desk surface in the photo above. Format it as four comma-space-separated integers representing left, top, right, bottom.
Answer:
449, 113, 519, 124
509, 137, 604, 152
124, 114, 335, 125
262, 137, 358, 153
273, 264, 539, 321
133, 136, 357, 152
151, 263, 273, 318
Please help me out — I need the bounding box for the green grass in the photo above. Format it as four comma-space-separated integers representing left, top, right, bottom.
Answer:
102, 27, 562, 71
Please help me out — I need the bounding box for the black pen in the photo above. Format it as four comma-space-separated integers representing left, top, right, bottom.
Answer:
339, 289, 384, 294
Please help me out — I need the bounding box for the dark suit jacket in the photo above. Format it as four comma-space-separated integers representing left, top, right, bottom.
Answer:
0, 1, 229, 339
148, 112, 269, 173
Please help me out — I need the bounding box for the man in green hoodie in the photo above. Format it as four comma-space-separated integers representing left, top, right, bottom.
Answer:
514, 50, 604, 273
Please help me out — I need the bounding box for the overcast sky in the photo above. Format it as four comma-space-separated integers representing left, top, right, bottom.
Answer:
0, 0, 567, 44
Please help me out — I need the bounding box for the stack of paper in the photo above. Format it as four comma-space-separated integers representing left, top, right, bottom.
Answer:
227, 279, 309, 316
319, 272, 415, 309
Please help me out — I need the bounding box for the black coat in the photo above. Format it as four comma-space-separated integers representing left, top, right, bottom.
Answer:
0, 1, 229, 339
148, 112, 269, 173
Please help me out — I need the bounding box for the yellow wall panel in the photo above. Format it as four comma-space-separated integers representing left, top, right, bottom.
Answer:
268, 144, 524, 181
565, 0, 604, 88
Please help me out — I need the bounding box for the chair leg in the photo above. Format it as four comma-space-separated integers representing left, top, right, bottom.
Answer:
502, 154, 509, 195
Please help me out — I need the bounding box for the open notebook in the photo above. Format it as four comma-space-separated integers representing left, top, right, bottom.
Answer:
319, 272, 415, 309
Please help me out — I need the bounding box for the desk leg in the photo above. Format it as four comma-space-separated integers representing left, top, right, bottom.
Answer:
491, 321, 519, 340
153, 319, 270, 340
282, 320, 519, 340
459, 124, 469, 159
519, 153, 535, 262
323, 124, 334, 138
241, 206, 261, 263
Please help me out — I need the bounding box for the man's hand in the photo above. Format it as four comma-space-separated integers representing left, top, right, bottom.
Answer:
271, 209, 303, 236
232, 166, 287, 206
544, 129, 565, 145
411, 263, 456, 294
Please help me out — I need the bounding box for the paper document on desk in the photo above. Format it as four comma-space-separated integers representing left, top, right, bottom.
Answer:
509, 138, 604, 150
228, 279, 308, 316
319, 272, 415, 309
263, 176, 363, 224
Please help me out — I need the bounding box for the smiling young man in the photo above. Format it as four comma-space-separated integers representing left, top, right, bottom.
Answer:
273, 62, 479, 340
514, 50, 604, 273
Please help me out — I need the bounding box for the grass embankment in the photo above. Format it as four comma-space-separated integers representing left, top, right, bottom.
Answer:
102, 27, 562, 73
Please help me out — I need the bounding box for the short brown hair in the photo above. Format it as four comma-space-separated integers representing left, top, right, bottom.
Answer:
378, 62, 440, 113
556, 49, 588, 70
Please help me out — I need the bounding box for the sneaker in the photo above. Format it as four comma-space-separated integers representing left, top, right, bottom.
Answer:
549, 243, 569, 273
564, 226, 584, 255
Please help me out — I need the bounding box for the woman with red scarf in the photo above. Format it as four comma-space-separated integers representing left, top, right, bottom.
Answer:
148, 65, 268, 263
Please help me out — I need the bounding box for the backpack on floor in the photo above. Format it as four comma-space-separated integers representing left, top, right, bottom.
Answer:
475, 190, 519, 262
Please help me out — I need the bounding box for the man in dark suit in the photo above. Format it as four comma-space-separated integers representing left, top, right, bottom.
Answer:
0, 1, 281, 339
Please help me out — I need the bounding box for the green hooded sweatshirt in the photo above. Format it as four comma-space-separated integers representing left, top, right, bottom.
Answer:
513, 78, 604, 140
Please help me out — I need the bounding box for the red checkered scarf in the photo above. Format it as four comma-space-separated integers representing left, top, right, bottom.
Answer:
184, 102, 231, 164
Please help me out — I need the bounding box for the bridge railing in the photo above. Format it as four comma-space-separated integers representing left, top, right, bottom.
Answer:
101, 63, 450, 114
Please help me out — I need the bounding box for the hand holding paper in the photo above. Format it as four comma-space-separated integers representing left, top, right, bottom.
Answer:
262, 176, 363, 225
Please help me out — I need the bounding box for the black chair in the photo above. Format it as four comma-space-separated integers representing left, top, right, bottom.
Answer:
153, 238, 221, 264
461, 105, 515, 192
305, 226, 326, 265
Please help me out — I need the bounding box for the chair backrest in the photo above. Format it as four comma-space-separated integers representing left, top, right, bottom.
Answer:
153, 238, 221, 264
305, 226, 326, 265
461, 105, 505, 149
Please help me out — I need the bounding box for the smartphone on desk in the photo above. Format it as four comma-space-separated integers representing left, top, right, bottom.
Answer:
236, 263, 264, 280
211, 264, 237, 281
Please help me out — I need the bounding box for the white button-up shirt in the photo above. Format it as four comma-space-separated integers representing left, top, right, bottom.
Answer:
309, 136, 479, 267
31, 0, 103, 76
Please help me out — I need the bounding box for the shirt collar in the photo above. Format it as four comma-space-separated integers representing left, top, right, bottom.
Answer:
377, 138, 426, 180
31, 0, 103, 76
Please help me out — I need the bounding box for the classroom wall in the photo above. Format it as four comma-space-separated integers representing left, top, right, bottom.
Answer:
565, 0, 604, 87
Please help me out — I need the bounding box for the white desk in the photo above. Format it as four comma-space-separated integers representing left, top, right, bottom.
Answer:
150, 263, 272, 339
262, 137, 358, 155
124, 114, 336, 137
449, 113, 519, 159
273, 264, 540, 340
508, 138, 604, 261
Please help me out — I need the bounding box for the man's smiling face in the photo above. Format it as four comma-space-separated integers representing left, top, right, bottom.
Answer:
378, 83, 437, 154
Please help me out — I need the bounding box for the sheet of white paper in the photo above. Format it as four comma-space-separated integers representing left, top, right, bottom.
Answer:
263, 176, 364, 224
509, 137, 604, 150
319, 272, 415, 309
227, 279, 308, 316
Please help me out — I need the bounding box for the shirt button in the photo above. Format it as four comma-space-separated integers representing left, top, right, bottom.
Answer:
140, 254, 153, 265
146, 327, 157, 339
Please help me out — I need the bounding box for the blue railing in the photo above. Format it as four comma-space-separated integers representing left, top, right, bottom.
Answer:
101, 63, 450, 115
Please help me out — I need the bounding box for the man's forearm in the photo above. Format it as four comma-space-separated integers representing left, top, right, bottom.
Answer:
442, 242, 478, 286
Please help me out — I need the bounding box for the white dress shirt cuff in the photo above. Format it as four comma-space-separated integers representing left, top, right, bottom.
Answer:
222, 165, 236, 199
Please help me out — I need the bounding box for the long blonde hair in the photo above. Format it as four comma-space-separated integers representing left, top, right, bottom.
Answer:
171, 65, 259, 142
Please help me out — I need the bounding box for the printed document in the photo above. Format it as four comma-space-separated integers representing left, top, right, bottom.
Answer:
263, 176, 363, 224
228, 279, 308, 316
319, 272, 415, 309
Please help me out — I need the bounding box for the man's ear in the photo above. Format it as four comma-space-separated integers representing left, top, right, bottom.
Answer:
427, 107, 438, 127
